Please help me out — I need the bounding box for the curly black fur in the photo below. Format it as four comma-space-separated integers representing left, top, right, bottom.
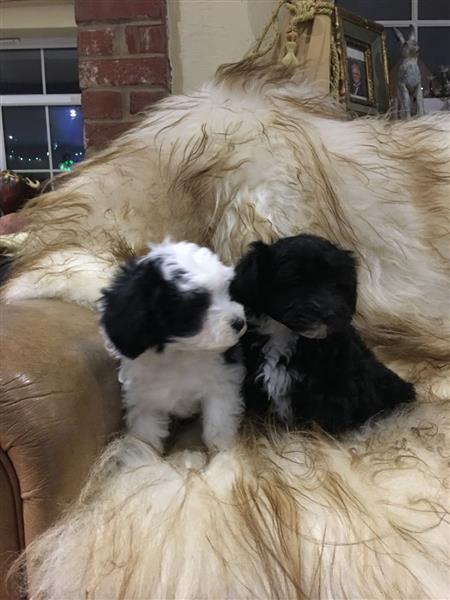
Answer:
230, 235, 415, 434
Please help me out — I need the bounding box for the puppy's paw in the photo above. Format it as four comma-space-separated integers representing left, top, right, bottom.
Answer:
126, 409, 170, 454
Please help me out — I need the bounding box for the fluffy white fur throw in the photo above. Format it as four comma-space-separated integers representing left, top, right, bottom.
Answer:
2, 62, 449, 364
18, 400, 450, 599
4, 60, 449, 599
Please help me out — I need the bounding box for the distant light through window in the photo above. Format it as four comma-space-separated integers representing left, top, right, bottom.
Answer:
0, 40, 84, 182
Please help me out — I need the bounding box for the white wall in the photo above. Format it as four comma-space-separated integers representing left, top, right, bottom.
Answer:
0, 0, 275, 92
168, 0, 275, 93
0, 0, 76, 38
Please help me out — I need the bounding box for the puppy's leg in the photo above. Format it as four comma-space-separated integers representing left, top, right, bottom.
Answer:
202, 381, 243, 451
126, 406, 170, 453
271, 394, 293, 425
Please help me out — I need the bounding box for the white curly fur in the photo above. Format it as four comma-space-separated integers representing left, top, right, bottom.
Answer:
101, 240, 246, 452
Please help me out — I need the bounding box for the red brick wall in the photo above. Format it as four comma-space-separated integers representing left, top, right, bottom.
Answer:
75, 0, 170, 151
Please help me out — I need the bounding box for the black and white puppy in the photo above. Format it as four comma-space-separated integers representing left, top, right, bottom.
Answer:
230, 234, 415, 434
99, 240, 247, 452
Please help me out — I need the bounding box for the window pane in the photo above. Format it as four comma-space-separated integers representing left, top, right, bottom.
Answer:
419, 0, 450, 20
49, 106, 85, 170
337, 0, 411, 20
0, 49, 43, 94
44, 48, 80, 94
3, 107, 49, 171
419, 28, 450, 74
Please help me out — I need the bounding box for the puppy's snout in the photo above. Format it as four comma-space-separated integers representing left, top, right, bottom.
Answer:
231, 317, 246, 335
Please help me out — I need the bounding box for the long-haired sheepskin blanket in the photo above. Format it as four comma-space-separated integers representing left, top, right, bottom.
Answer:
1, 61, 449, 365
17, 400, 450, 599
3, 59, 450, 599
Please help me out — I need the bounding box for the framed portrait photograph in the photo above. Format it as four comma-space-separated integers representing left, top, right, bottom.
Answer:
334, 8, 390, 115
346, 43, 372, 103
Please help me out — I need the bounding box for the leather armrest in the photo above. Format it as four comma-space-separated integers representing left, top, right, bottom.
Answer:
0, 300, 122, 599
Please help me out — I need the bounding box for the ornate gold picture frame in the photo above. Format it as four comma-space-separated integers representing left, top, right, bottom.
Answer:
334, 8, 390, 116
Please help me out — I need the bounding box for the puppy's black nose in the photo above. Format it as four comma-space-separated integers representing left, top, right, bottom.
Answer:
231, 318, 246, 333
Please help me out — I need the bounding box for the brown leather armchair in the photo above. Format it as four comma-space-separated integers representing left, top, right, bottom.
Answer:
0, 300, 122, 600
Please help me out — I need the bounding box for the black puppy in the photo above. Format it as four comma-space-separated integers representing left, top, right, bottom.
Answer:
230, 234, 415, 434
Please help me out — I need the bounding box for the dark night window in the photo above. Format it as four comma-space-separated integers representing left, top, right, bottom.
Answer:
0, 42, 84, 180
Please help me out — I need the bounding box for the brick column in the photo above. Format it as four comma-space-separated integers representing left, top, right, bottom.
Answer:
75, 0, 170, 151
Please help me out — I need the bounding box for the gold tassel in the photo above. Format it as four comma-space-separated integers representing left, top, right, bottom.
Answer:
246, 0, 335, 66
282, 30, 300, 67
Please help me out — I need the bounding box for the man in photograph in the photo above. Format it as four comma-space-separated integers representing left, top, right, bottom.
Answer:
349, 60, 368, 98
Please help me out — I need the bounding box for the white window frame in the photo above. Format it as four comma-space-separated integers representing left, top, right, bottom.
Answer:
0, 36, 82, 179
378, 0, 450, 109
377, 0, 450, 32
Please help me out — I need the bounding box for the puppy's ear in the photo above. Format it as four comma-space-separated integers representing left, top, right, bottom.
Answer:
343, 250, 358, 314
344, 249, 358, 270
99, 259, 167, 359
230, 241, 270, 309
